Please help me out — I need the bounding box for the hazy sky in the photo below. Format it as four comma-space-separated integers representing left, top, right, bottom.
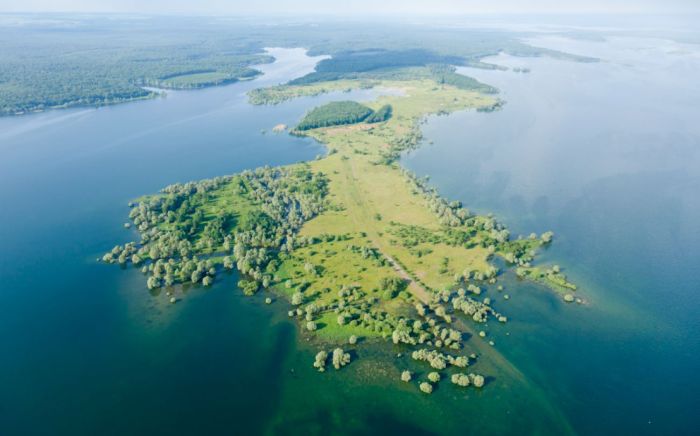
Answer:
1, 0, 698, 15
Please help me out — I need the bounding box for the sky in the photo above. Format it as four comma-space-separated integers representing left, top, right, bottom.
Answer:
0, 0, 698, 15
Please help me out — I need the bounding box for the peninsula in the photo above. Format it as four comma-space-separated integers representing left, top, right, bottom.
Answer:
103, 69, 579, 392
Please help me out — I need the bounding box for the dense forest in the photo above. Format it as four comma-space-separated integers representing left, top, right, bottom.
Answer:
102, 164, 328, 295
365, 104, 393, 123
0, 16, 271, 115
288, 61, 496, 94
296, 101, 392, 131
313, 49, 462, 74
0, 15, 596, 116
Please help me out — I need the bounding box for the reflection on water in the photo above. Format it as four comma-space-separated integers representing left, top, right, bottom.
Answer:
403, 35, 700, 434
1, 35, 699, 434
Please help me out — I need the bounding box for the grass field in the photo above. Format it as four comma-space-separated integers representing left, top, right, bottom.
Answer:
300, 80, 496, 292
120, 76, 574, 347
245, 79, 504, 339
106, 73, 579, 393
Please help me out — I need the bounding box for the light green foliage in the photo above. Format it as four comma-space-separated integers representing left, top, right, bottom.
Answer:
292, 292, 304, 306
411, 348, 468, 369
332, 348, 351, 370
470, 373, 485, 388
451, 373, 470, 387
516, 265, 577, 294
103, 165, 328, 296
401, 370, 412, 382
313, 350, 328, 372
419, 382, 433, 394
541, 231, 554, 244
103, 62, 581, 390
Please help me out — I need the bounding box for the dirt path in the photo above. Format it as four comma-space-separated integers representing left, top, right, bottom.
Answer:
382, 253, 431, 304
338, 157, 432, 305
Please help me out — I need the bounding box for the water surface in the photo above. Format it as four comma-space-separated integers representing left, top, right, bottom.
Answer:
403, 35, 700, 434
1, 36, 699, 435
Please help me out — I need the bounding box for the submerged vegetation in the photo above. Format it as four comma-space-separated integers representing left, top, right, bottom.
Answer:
103, 48, 581, 395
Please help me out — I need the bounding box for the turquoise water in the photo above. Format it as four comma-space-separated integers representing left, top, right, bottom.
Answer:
403, 36, 700, 434
0, 37, 698, 435
0, 49, 428, 435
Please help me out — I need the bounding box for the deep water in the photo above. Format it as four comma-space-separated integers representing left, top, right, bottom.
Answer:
403, 35, 700, 435
0, 35, 698, 435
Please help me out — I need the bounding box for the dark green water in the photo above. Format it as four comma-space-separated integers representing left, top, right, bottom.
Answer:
0, 37, 698, 435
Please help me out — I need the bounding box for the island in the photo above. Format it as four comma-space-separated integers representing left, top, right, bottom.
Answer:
102, 68, 579, 393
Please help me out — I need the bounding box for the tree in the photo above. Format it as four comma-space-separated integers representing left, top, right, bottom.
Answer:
313, 350, 328, 372
146, 276, 161, 289
292, 292, 304, 305
470, 373, 485, 388
451, 373, 470, 387
428, 372, 440, 383
332, 348, 351, 369
541, 231, 554, 243
223, 256, 234, 269
401, 370, 412, 382
419, 382, 433, 394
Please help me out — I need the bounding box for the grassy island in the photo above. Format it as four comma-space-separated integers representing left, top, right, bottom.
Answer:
103, 70, 578, 392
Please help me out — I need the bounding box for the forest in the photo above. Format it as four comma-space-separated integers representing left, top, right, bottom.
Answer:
0, 16, 271, 115
0, 15, 596, 116
296, 101, 392, 131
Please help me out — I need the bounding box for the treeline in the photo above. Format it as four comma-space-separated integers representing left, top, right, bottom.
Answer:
296, 101, 393, 131
286, 48, 461, 87
287, 63, 496, 96
365, 104, 392, 123
428, 64, 498, 94
0, 22, 271, 116
315, 49, 463, 74
141, 67, 260, 90
102, 164, 328, 294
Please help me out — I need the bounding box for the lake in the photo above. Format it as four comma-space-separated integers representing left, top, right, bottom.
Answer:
0, 38, 698, 435
403, 35, 700, 434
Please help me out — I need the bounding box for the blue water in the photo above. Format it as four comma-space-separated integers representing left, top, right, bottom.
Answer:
0, 48, 425, 435
403, 35, 700, 434
1, 36, 699, 435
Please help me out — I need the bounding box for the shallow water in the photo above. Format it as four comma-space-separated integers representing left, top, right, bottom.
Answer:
403, 35, 700, 434
0, 48, 432, 435
0, 36, 698, 435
